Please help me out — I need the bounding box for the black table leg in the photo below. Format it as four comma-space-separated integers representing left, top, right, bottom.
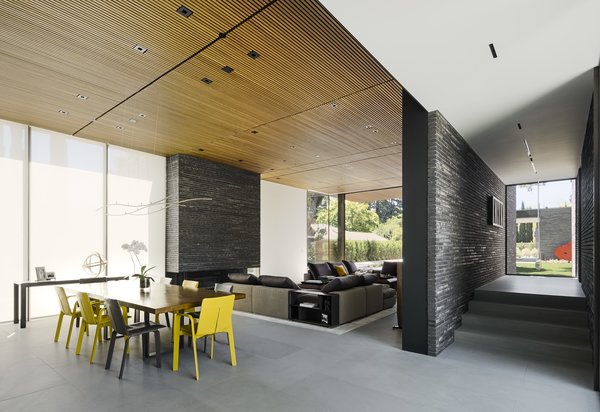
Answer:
14, 283, 19, 324
143, 311, 150, 359
20, 285, 27, 329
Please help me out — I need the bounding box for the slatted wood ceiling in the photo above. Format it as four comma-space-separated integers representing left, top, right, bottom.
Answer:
0, 0, 402, 195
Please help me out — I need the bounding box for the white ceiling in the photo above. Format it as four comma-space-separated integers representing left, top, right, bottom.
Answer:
320, 0, 600, 185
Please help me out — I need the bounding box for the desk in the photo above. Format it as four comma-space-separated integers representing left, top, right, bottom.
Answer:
14, 276, 129, 328
66, 282, 245, 358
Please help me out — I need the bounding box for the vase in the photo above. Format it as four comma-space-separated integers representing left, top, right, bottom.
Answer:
139, 278, 151, 293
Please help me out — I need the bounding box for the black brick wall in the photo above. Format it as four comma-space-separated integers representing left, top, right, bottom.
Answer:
506, 186, 517, 274
427, 111, 506, 355
166, 154, 260, 273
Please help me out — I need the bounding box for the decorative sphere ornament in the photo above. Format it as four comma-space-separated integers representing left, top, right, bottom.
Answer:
82, 252, 107, 277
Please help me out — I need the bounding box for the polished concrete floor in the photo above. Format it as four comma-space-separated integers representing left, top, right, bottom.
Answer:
477, 275, 585, 298
0, 312, 598, 412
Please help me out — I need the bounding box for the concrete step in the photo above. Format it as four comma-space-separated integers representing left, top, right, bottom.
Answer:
473, 290, 586, 311
467, 300, 588, 328
461, 312, 589, 348
454, 327, 592, 363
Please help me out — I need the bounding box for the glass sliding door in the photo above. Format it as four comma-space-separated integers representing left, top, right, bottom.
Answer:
107, 146, 166, 278
0, 120, 27, 322
307, 192, 338, 262
29, 128, 105, 317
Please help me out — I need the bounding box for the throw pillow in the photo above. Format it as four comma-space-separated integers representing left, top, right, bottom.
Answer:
321, 275, 361, 293
334, 265, 348, 277
342, 260, 358, 274
327, 261, 345, 275
307, 262, 334, 278
259, 275, 300, 289
227, 273, 260, 284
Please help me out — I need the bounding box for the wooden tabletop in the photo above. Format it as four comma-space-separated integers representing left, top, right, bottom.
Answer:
66, 281, 245, 314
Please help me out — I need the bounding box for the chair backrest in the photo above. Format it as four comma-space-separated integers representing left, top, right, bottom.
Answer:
54, 286, 73, 315
182, 280, 199, 289
160, 277, 172, 285
76, 292, 97, 325
197, 295, 235, 337
104, 298, 128, 335
214, 283, 233, 293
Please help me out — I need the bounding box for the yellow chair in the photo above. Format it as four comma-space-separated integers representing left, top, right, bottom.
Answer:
182, 280, 199, 289
173, 294, 237, 381
75, 292, 111, 363
53, 286, 81, 348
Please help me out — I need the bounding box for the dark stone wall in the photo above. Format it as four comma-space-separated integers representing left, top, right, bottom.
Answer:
427, 111, 506, 355
166, 154, 260, 273
539, 208, 572, 260
506, 186, 517, 274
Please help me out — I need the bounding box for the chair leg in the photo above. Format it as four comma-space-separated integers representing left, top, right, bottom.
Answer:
119, 337, 129, 379
192, 335, 199, 381
106, 331, 117, 370
54, 312, 64, 342
228, 331, 237, 367
154, 331, 161, 369
165, 313, 171, 328
210, 335, 214, 359
172, 314, 181, 371
90, 324, 102, 363
75, 321, 87, 355
66, 315, 76, 348
203, 336, 207, 353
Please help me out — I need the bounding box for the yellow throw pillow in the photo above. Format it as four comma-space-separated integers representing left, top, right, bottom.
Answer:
335, 265, 348, 277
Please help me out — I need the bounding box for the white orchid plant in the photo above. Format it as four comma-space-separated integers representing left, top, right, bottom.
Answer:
122, 240, 155, 282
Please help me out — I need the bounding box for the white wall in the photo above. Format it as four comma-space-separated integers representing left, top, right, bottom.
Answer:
260, 181, 307, 283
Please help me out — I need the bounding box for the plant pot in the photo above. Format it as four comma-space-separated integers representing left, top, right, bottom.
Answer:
139, 278, 151, 293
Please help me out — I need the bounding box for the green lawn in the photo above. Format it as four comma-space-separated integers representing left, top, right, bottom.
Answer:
516, 261, 573, 277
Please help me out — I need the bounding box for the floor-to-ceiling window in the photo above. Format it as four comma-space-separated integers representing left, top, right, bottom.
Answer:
511, 179, 575, 277
307, 192, 338, 262
0, 120, 26, 323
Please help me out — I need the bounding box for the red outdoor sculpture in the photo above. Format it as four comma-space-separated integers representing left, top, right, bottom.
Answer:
554, 240, 572, 262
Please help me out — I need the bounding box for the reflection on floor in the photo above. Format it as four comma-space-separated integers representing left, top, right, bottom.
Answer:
1, 308, 598, 411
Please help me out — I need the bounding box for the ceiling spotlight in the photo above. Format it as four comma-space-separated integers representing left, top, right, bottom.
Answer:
372, 129, 379, 133
138, 113, 147, 118
132, 44, 148, 54
129, 118, 137, 124
238, 159, 244, 162
250, 130, 258, 134
198, 148, 205, 152
247, 50, 260, 59
365, 125, 373, 129
201, 77, 213, 84
57, 109, 69, 115
76, 94, 88, 100
314, 155, 320, 158
390, 141, 398, 145
116, 125, 124, 130
331, 103, 338, 108
222, 66, 234, 74
176, 5, 193, 17
489, 43, 498, 58
290, 145, 296, 149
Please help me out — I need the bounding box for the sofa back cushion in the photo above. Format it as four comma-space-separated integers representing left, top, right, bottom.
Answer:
342, 260, 358, 274
307, 262, 334, 278
381, 261, 398, 276
259, 275, 300, 290
322, 275, 361, 293
327, 261, 345, 275
228, 273, 260, 284
360, 273, 378, 286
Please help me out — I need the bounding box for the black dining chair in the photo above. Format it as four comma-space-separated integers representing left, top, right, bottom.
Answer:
104, 298, 165, 379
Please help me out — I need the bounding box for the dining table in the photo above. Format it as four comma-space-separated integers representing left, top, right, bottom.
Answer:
66, 280, 245, 359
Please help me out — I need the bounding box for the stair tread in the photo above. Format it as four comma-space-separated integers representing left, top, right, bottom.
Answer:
463, 311, 589, 332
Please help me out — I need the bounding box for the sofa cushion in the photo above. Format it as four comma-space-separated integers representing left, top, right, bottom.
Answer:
228, 273, 260, 284
327, 261, 345, 275
307, 262, 334, 278
259, 275, 300, 290
321, 275, 361, 293
360, 273, 378, 286
381, 261, 397, 276
383, 287, 397, 299
342, 260, 358, 274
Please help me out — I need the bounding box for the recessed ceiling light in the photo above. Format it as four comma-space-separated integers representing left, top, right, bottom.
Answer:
222, 66, 234, 74
276, 177, 281, 180
247, 50, 260, 59
138, 113, 147, 118
238, 159, 244, 162
116, 125, 124, 130
132, 44, 148, 54
57, 109, 69, 115
372, 129, 379, 133
365, 125, 373, 129
315, 155, 320, 158
76, 94, 88, 100
489, 43, 498, 59
282, 160, 287, 162
331, 103, 338, 108
290, 145, 296, 149
198, 148, 205, 152
201, 77, 213, 84
250, 130, 258, 134
129, 118, 137, 124
390, 141, 398, 145
269, 168, 275, 171
176, 5, 193, 17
